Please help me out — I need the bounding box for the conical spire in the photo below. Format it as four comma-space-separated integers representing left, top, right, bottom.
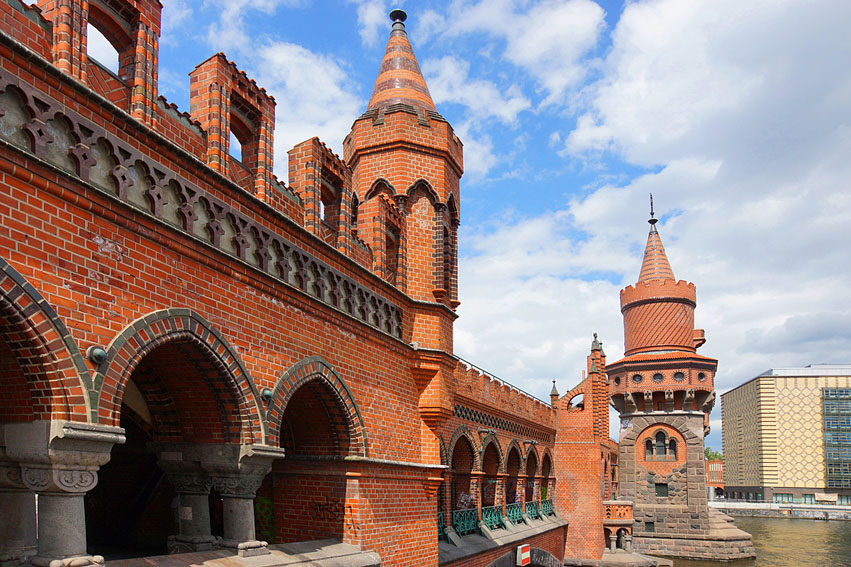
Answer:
367, 9, 436, 112
637, 194, 675, 282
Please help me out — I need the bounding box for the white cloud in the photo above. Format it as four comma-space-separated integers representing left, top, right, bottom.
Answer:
86, 24, 118, 72
455, 0, 851, 448
349, 0, 389, 47
205, 0, 304, 53
252, 42, 364, 171
429, 0, 606, 105
160, 0, 192, 46
422, 56, 531, 125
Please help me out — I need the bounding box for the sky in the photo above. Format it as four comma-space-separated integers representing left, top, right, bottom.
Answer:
87, 0, 851, 451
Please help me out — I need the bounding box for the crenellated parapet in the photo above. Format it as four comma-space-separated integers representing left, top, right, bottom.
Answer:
619, 279, 696, 310
452, 361, 555, 426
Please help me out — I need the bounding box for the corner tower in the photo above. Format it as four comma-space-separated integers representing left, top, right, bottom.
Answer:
606, 201, 754, 560
344, 9, 463, 352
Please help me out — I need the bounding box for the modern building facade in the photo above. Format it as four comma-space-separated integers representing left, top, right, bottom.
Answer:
722, 365, 851, 504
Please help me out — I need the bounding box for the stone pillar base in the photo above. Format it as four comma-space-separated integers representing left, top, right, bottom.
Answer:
166, 535, 218, 554
218, 540, 270, 558
30, 555, 104, 567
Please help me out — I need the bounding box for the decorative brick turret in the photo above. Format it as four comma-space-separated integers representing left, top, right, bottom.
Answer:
36, 0, 162, 125
344, 9, 463, 320
189, 53, 276, 201
606, 199, 753, 561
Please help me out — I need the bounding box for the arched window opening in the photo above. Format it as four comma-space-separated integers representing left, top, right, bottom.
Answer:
505, 448, 522, 505
480, 443, 499, 508
669, 438, 677, 460
385, 226, 400, 285
87, 339, 245, 559
276, 378, 354, 543
229, 131, 242, 161
525, 451, 538, 502
568, 393, 584, 410
655, 431, 668, 458
541, 453, 552, 501
645, 439, 654, 460
86, 23, 119, 74
351, 194, 360, 234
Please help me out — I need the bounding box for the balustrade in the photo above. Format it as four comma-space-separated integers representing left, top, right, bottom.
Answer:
481, 505, 504, 531
525, 500, 540, 520
506, 502, 525, 525
541, 499, 555, 517
437, 511, 446, 540
452, 508, 478, 536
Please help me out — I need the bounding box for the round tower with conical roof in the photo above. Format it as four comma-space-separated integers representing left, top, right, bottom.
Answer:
605, 200, 737, 559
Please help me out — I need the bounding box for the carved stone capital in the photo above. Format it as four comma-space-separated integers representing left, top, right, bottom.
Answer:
210, 474, 265, 498
0, 460, 25, 489
166, 472, 212, 496
20, 466, 98, 494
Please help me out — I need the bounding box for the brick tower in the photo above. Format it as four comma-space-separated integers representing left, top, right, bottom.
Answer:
343, 10, 464, 464
606, 202, 754, 559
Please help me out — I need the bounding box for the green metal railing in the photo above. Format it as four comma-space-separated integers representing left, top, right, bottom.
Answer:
541, 499, 555, 516
506, 502, 525, 525
481, 505, 504, 531
437, 511, 446, 540
525, 500, 541, 519
452, 508, 478, 536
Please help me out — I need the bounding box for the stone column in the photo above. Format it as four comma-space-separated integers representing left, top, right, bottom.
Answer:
609, 531, 617, 551
4, 421, 124, 567
201, 444, 285, 557
625, 532, 633, 552
162, 468, 217, 553
0, 459, 36, 564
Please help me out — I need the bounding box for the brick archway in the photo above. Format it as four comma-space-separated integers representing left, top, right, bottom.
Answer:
264, 356, 368, 456
0, 257, 92, 421
447, 425, 480, 470
94, 309, 264, 443
479, 432, 503, 473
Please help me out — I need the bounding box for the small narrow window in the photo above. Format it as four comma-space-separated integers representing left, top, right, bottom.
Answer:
655, 432, 667, 457
655, 483, 669, 497
645, 439, 654, 460
669, 438, 677, 460
645, 521, 655, 533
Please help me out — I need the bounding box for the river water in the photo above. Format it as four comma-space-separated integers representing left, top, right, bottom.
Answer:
672, 516, 851, 567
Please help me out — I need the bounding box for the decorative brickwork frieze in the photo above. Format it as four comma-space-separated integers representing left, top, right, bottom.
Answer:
0, 67, 404, 341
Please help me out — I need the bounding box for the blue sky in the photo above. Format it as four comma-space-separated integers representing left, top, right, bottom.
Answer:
88, 0, 851, 451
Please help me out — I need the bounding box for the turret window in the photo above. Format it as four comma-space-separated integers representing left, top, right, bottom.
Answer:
633, 374, 643, 384
645, 430, 680, 461
653, 373, 663, 383
674, 372, 685, 381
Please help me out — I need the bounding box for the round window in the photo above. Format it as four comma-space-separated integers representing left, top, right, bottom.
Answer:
698, 372, 706, 382
653, 373, 663, 383
674, 372, 685, 381
614, 376, 621, 386
632, 374, 643, 384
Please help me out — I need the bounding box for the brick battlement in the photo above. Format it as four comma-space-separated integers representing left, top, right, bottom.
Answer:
453, 360, 555, 425
194, 52, 276, 103
620, 279, 696, 310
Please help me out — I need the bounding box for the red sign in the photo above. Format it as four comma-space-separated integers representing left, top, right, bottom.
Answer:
516, 543, 531, 566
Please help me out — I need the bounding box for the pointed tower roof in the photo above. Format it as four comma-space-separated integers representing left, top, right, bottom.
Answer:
637, 194, 675, 282
367, 10, 436, 112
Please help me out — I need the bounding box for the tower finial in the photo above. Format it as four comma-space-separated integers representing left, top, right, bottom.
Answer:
649, 193, 658, 233
389, 9, 407, 33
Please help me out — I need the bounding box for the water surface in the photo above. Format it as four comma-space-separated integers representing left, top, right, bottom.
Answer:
672, 516, 851, 567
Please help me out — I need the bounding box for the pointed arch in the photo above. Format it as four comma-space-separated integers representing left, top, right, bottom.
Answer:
0, 257, 92, 421
365, 178, 395, 201
478, 431, 503, 472
447, 424, 480, 470
504, 439, 523, 468
446, 193, 459, 223
265, 356, 368, 457
524, 444, 540, 477
540, 447, 554, 475
405, 178, 440, 205
94, 309, 264, 443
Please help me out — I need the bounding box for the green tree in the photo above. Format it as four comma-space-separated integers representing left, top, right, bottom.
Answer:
705, 447, 723, 461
